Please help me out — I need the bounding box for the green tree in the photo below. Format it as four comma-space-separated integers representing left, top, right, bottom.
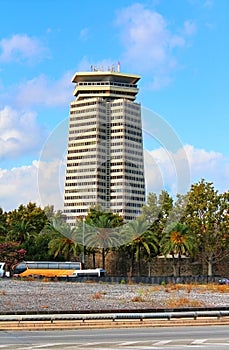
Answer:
141, 191, 173, 225
8, 202, 48, 232
47, 221, 81, 261
44, 205, 66, 225
48, 234, 81, 261
184, 179, 229, 276
0, 208, 7, 241
6, 202, 48, 244
121, 219, 158, 277
141, 190, 174, 236
141, 193, 160, 224
0, 242, 26, 274
168, 193, 189, 224
7, 219, 36, 244
160, 222, 196, 276
82, 209, 124, 269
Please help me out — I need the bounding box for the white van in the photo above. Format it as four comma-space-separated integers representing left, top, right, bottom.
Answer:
0, 262, 6, 277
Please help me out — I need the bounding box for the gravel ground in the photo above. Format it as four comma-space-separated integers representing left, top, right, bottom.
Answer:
0, 279, 228, 313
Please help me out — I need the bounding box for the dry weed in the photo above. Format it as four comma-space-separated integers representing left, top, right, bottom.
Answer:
167, 297, 203, 308
92, 292, 103, 299
131, 295, 145, 302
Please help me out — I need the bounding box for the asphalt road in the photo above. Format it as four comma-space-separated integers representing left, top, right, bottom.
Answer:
0, 325, 229, 349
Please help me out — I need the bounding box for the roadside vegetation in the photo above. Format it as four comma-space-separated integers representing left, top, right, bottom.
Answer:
0, 179, 228, 278
131, 283, 229, 308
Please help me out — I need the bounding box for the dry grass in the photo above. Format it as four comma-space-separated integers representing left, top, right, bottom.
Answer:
24, 276, 35, 281
215, 284, 229, 293
42, 277, 51, 282
4, 300, 12, 307
92, 292, 103, 299
131, 295, 145, 302
161, 283, 229, 294
167, 297, 204, 308
132, 283, 229, 308
187, 283, 229, 293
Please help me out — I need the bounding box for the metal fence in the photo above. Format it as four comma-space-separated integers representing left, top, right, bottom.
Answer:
62, 274, 221, 284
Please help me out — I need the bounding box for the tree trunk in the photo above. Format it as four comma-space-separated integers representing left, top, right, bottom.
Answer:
207, 258, 213, 276
148, 261, 151, 277
92, 251, 96, 269
138, 259, 141, 277
138, 245, 141, 277
172, 255, 177, 277
129, 249, 134, 277
102, 248, 105, 269
178, 252, 181, 277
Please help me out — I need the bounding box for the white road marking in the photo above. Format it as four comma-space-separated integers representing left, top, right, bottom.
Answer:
1, 338, 229, 349
119, 341, 144, 346
191, 338, 208, 344
153, 340, 172, 345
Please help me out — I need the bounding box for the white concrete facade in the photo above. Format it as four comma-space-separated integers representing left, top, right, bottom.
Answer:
64, 68, 145, 224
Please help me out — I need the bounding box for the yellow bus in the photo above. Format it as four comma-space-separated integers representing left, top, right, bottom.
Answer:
13, 261, 82, 278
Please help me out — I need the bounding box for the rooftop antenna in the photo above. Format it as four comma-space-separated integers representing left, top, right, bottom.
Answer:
117, 61, 120, 72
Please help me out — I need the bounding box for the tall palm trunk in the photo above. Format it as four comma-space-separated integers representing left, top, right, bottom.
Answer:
137, 243, 141, 277
102, 248, 105, 269
92, 251, 96, 269
129, 249, 134, 277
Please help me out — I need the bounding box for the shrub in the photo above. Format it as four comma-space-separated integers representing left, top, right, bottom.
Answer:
92, 292, 102, 299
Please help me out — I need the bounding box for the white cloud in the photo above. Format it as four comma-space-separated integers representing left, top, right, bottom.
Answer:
116, 4, 175, 67
202, 0, 214, 9
0, 145, 228, 213
15, 72, 72, 108
0, 106, 45, 159
0, 159, 64, 212
184, 145, 229, 191
0, 34, 49, 63
0, 72, 73, 109
0, 163, 39, 212
115, 3, 196, 89
145, 144, 229, 195
79, 27, 89, 41
36, 159, 65, 210
144, 147, 190, 196
183, 20, 197, 36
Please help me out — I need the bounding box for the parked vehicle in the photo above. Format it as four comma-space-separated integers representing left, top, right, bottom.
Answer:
13, 261, 105, 279
13, 261, 82, 278
71, 268, 105, 277
218, 277, 229, 285
0, 262, 6, 277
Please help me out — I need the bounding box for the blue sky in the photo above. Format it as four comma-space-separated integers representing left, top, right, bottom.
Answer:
0, 0, 228, 211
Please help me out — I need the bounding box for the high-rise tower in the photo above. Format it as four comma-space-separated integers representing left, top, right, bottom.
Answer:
64, 65, 145, 225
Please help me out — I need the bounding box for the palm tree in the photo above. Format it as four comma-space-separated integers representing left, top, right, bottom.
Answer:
160, 222, 196, 276
7, 219, 36, 244
122, 219, 158, 277
48, 235, 81, 261
84, 212, 123, 269
47, 223, 81, 261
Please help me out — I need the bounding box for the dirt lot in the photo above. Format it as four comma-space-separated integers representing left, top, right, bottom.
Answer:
0, 279, 229, 313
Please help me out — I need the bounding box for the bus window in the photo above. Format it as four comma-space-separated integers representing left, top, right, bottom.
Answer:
48, 263, 59, 269
13, 262, 27, 275
37, 263, 49, 269
27, 262, 37, 269
59, 263, 69, 269
71, 263, 81, 270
